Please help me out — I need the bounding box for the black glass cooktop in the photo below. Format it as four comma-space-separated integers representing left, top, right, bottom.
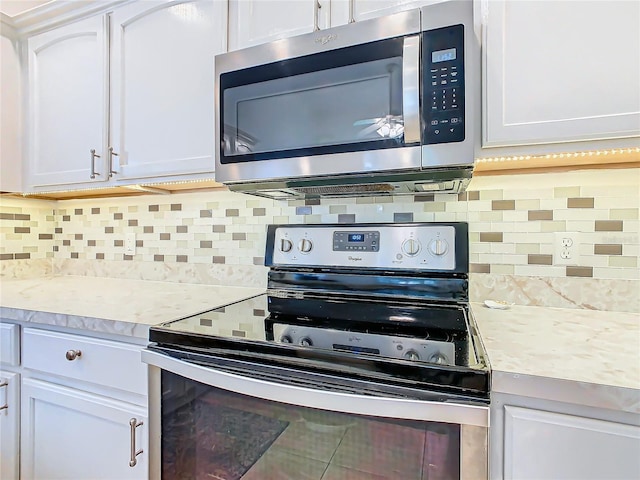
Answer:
149, 293, 490, 401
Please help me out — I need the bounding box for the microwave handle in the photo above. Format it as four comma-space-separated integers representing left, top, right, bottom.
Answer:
402, 35, 421, 144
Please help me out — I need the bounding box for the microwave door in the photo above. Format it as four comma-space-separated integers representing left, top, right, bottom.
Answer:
218, 34, 421, 181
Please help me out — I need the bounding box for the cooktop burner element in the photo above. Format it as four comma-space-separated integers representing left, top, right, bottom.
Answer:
149, 223, 489, 402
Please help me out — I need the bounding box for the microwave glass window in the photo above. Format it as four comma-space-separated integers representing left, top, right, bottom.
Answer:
222, 56, 404, 157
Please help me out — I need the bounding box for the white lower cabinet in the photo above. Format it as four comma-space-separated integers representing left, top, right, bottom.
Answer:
21, 378, 147, 479
0, 322, 148, 480
0, 371, 20, 480
491, 393, 640, 480
503, 406, 640, 480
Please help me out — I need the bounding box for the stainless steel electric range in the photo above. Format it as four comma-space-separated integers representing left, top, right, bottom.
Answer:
143, 223, 490, 480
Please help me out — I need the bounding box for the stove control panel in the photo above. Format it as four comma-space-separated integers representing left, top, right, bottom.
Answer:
273, 324, 455, 366
269, 223, 464, 272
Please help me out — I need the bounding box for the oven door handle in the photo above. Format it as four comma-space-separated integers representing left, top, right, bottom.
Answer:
142, 349, 488, 427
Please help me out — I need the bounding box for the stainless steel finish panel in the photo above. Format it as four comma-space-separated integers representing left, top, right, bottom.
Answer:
421, 0, 479, 169
141, 350, 490, 428
215, 10, 422, 184
402, 35, 421, 144
273, 323, 456, 365
460, 424, 489, 480
271, 224, 457, 270
215, 9, 421, 74
217, 146, 422, 184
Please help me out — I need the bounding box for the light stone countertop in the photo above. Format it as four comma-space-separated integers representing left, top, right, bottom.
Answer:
1, 276, 638, 413
471, 302, 640, 413
0, 276, 264, 339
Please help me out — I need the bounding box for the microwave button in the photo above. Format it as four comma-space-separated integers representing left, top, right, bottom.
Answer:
451, 71, 458, 77
430, 120, 439, 126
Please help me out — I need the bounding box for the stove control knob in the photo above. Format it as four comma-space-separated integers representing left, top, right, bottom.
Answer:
280, 238, 293, 252
428, 239, 449, 256
298, 238, 313, 253
280, 335, 293, 344
404, 350, 420, 361
299, 337, 313, 347
402, 239, 421, 256
428, 352, 448, 365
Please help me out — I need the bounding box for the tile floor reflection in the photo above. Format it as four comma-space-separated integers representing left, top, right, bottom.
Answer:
241, 414, 458, 480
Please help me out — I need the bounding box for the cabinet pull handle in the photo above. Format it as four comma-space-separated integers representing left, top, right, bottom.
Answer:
129, 418, 144, 467
0, 379, 8, 411
108, 147, 119, 177
90, 149, 101, 179
313, 0, 321, 31
65, 349, 82, 361
348, 0, 355, 23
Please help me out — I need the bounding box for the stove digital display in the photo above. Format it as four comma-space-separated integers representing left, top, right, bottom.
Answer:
348, 233, 365, 242
333, 344, 380, 355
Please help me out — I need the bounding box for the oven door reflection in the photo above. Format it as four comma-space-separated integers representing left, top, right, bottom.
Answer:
162, 370, 462, 480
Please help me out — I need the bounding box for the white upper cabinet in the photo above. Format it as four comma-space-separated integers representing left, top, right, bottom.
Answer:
27, 15, 109, 187
228, 0, 330, 51
331, 0, 438, 25
110, 0, 226, 181
24, 0, 226, 192
483, 0, 640, 147
1, 35, 23, 193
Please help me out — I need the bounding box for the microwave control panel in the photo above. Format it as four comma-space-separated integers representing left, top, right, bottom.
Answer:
423, 24, 465, 145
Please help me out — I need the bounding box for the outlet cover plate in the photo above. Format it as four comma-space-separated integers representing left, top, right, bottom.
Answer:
554, 232, 579, 265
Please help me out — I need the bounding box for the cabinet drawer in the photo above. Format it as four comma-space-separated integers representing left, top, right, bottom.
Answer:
0, 323, 20, 367
22, 328, 147, 396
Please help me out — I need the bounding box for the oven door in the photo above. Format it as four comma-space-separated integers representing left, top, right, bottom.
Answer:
215, 10, 421, 184
142, 349, 488, 480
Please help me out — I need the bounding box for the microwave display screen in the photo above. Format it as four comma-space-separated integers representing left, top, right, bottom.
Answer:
348, 234, 365, 242
432, 48, 456, 63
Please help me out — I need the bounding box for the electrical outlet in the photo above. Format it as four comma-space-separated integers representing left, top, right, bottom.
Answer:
125, 233, 136, 255
554, 232, 579, 265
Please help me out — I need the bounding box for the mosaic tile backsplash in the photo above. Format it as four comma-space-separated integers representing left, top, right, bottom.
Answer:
1, 168, 638, 312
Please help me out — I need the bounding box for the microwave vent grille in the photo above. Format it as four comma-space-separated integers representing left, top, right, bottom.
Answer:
295, 183, 395, 196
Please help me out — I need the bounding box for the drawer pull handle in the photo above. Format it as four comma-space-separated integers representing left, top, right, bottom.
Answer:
65, 349, 82, 361
129, 418, 144, 467
0, 379, 8, 411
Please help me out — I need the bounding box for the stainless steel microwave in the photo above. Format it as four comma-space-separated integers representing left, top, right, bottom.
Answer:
214, 1, 480, 199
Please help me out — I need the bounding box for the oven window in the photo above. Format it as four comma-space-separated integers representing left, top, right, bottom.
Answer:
161, 370, 461, 479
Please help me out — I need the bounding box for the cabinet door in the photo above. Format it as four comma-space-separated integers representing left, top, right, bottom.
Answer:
0, 371, 19, 480
27, 15, 109, 187
228, 0, 329, 51
331, 0, 434, 25
1, 36, 22, 192
483, 0, 640, 147
109, 0, 226, 181
503, 405, 640, 479
21, 378, 148, 480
